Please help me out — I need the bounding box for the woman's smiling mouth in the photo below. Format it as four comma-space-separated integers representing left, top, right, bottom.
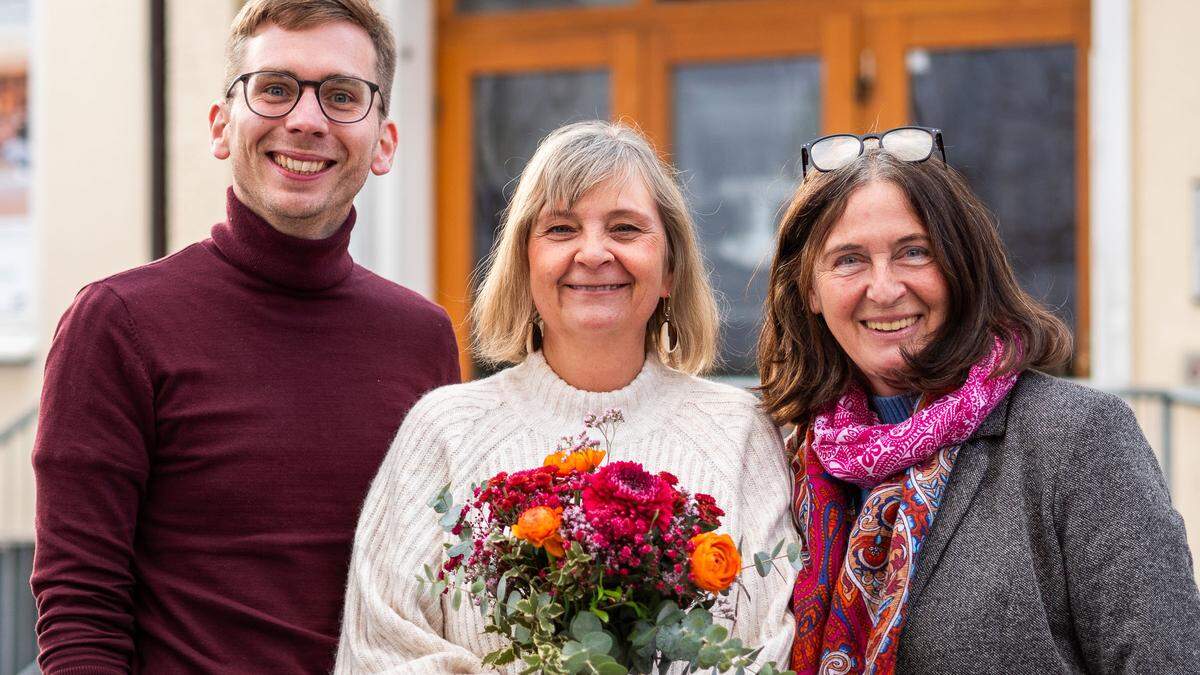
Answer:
564, 283, 630, 292
862, 315, 921, 333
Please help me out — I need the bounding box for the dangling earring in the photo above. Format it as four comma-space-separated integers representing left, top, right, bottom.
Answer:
525, 314, 540, 355
659, 298, 678, 356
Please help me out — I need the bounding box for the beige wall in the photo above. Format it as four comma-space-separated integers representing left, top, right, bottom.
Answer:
167, 0, 236, 251
1131, 0, 1200, 562
0, 0, 152, 540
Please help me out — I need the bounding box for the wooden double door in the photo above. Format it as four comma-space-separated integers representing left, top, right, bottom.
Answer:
436, 0, 1090, 376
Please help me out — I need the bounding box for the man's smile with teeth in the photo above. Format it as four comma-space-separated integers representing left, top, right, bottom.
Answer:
863, 316, 920, 332
271, 152, 333, 175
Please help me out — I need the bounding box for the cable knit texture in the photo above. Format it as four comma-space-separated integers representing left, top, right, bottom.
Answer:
335, 352, 798, 674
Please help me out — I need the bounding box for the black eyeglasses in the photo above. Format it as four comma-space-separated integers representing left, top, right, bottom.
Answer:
801, 126, 947, 177
225, 70, 382, 124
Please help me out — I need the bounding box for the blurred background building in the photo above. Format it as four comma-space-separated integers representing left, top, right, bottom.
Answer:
1, 0, 1198, 671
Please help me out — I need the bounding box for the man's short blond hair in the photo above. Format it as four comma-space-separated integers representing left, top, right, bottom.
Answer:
225, 0, 396, 116
471, 120, 720, 375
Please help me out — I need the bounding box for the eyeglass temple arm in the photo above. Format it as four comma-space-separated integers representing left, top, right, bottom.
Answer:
935, 132, 947, 164
800, 146, 810, 177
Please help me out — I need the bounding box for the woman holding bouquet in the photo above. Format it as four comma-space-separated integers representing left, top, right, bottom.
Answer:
336, 121, 797, 673
758, 128, 1200, 673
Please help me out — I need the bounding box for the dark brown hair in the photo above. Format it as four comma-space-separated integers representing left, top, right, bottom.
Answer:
756, 150, 1072, 426
225, 0, 397, 116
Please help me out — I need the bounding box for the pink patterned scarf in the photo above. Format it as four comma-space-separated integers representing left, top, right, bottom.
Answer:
790, 337, 1020, 675
810, 337, 1018, 489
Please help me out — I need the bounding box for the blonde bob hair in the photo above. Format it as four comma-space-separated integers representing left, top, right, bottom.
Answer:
471, 120, 719, 375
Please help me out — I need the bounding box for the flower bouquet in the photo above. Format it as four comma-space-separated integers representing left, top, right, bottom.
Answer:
419, 410, 799, 675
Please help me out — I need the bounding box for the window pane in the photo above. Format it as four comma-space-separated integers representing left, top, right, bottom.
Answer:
673, 59, 821, 375
909, 45, 1077, 342
472, 71, 609, 266
458, 0, 628, 12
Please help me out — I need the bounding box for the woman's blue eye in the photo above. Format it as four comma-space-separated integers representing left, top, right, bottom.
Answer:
834, 254, 860, 267
904, 246, 930, 259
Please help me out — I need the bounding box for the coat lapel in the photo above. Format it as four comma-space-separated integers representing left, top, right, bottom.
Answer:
906, 386, 1013, 609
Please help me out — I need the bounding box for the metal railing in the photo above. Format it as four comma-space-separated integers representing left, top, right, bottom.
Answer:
0, 405, 37, 675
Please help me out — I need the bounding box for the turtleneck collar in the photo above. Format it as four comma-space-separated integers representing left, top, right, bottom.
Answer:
210, 187, 356, 291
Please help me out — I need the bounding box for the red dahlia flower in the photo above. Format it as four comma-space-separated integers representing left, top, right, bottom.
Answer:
582, 462, 679, 538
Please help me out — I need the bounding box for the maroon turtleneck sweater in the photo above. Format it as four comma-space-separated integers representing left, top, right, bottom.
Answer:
31, 189, 460, 674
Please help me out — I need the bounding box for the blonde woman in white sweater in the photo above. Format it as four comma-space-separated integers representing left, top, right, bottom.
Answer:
335, 121, 796, 674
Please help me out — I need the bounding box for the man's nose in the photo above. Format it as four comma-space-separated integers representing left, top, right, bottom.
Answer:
865, 262, 906, 306
284, 86, 328, 135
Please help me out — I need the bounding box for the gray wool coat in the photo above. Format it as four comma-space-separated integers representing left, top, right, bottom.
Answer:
893, 371, 1200, 673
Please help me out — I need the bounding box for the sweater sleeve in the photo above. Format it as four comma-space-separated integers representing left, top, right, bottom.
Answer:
725, 410, 798, 670
31, 283, 155, 675
335, 393, 487, 674
1056, 392, 1200, 672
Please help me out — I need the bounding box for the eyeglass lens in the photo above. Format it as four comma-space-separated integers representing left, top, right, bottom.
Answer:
809, 134, 862, 172
244, 72, 373, 123
880, 128, 934, 162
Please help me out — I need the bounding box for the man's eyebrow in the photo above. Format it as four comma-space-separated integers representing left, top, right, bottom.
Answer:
258, 68, 363, 81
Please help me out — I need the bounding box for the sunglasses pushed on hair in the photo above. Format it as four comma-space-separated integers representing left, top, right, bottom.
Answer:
801, 126, 947, 177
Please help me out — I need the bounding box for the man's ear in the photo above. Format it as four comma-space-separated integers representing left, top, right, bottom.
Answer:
209, 100, 230, 160
371, 119, 399, 176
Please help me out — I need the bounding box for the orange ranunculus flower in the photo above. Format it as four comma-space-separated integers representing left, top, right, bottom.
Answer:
511, 506, 564, 556
542, 449, 605, 475
688, 532, 741, 593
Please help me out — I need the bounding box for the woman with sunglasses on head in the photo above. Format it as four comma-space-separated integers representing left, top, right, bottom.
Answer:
759, 127, 1200, 674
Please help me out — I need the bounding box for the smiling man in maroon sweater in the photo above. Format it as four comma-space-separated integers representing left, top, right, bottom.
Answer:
30, 2, 460, 672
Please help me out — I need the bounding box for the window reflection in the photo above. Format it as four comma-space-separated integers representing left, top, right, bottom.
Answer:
673, 59, 821, 374
909, 45, 1078, 344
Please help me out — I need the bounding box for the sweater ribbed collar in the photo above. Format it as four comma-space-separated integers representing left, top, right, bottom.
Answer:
210, 187, 356, 291
502, 351, 676, 432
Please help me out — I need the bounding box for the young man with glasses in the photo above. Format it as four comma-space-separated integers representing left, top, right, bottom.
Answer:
30, 1, 460, 672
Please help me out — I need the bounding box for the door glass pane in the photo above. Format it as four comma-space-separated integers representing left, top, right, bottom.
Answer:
459, 0, 628, 12
673, 59, 821, 375
473, 71, 610, 268
909, 45, 1077, 345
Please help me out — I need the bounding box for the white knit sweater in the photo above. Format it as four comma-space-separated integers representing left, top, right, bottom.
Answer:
335, 352, 797, 674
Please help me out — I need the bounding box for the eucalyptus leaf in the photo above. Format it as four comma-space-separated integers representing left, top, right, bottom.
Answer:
581, 631, 612, 655
439, 504, 463, 530
594, 661, 627, 675
427, 483, 452, 511
655, 600, 683, 626
630, 621, 657, 649
704, 624, 728, 643
451, 587, 463, 611
753, 551, 771, 577
570, 611, 602, 639
771, 539, 785, 558
698, 644, 723, 668
786, 542, 800, 563
511, 624, 531, 644
447, 539, 472, 558
682, 608, 712, 633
